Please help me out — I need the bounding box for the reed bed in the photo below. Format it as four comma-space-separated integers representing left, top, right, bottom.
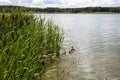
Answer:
0, 9, 64, 80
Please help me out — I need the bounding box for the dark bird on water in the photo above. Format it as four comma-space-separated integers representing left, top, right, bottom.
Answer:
69, 50, 72, 54
71, 46, 75, 52
69, 46, 75, 54
62, 51, 66, 55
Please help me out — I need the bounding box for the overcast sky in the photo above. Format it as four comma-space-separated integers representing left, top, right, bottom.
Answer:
0, 0, 120, 8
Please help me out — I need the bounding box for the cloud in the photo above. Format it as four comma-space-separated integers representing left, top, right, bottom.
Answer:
21, 0, 33, 3
66, 0, 120, 7
0, 0, 11, 5
33, 0, 43, 3
0, 0, 120, 7
0, 0, 11, 3
9, 0, 19, 5
31, 0, 120, 7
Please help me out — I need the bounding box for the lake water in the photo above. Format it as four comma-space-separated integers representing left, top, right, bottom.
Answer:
40, 14, 120, 80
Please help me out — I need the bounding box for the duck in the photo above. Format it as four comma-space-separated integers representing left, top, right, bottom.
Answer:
62, 51, 66, 55
69, 50, 72, 54
71, 46, 75, 52
69, 46, 75, 54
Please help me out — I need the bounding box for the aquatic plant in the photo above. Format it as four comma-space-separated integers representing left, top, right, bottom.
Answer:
0, 9, 64, 80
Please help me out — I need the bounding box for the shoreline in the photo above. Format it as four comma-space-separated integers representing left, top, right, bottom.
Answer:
34, 12, 120, 14
1, 12, 120, 14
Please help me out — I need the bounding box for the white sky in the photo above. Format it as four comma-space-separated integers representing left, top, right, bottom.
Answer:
0, 0, 120, 8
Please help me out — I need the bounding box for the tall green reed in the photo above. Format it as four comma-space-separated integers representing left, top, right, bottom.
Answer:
0, 8, 64, 80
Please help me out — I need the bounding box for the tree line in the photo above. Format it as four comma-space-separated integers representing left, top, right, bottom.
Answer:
0, 5, 120, 13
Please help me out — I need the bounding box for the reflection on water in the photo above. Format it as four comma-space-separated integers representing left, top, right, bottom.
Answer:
41, 14, 120, 80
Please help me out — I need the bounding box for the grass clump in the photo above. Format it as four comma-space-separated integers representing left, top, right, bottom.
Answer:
0, 9, 64, 80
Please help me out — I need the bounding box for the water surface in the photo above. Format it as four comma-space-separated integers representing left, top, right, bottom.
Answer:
41, 14, 120, 80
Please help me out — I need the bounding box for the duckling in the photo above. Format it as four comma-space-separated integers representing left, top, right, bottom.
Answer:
62, 51, 66, 55
69, 50, 72, 54
71, 46, 75, 52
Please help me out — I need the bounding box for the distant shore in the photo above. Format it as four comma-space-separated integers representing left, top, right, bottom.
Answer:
1, 11, 120, 15
0, 5, 120, 14
34, 12, 120, 14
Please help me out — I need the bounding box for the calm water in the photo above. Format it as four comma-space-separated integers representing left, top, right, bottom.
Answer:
41, 14, 120, 80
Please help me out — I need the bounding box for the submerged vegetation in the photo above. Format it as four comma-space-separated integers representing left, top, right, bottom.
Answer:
0, 9, 64, 80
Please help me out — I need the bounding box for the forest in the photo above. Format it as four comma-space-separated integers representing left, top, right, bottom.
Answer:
0, 5, 120, 13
